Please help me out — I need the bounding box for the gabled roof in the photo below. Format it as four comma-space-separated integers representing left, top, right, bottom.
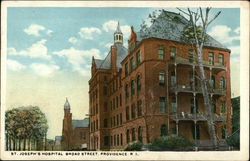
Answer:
72, 118, 89, 129
93, 43, 128, 70
138, 10, 228, 50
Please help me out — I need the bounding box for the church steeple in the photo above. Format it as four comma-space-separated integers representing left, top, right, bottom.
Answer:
114, 21, 123, 44
64, 97, 70, 110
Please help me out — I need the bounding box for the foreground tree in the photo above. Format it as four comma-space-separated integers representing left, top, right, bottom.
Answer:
140, 8, 221, 149
5, 106, 48, 151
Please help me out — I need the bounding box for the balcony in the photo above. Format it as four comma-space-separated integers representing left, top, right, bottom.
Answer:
170, 56, 226, 70
170, 85, 226, 96
170, 113, 226, 122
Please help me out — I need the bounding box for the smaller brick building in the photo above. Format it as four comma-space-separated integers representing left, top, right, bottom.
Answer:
61, 98, 89, 150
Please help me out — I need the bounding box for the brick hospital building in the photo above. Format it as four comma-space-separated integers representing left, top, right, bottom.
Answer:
88, 11, 231, 150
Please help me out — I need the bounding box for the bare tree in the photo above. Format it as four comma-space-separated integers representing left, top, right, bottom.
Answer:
177, 7, 221, 149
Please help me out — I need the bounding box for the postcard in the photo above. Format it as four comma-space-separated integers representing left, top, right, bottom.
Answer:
1, 1, 249, 160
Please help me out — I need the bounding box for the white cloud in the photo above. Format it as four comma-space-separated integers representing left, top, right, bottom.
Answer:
208, 25, 240, 44
53, 47, 101, 76
8, 39, 50, 60
78, 27, 101, 40
102, 20, 131, 39
46, 29, 53, 36
7, 59, 26, 71
103, 20, 118, 32
68, 37, 78, 44
24, 24, 45, 37
30, 63, 59, 76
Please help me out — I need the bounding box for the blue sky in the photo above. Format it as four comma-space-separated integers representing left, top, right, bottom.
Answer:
6, 7, 240, 139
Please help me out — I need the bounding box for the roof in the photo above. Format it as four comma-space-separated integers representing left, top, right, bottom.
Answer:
138, 10, 228, 50
94, 43, 128, 70
115, 21, 122, 34
64, 98, 70, 110
55, 136, 62, 141
72, 118, 89, 129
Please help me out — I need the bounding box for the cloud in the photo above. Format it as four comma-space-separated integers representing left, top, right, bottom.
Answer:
7, 59, 26, 71
30, 63, 60, 76
103, 20, 118, 32
8, 39, 50, 60
78, 27, 101, 40
102, 20, 131, 39
208, 25, 240, 44
24, 24, 53, 37
24, 24, 45, 37
46, 30, 53, 36
53, 47, 101, 76
68, 37, 78, 44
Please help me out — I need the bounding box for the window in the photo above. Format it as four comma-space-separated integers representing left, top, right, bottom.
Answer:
211, 76, 215, 89
103, 86, 107, 96
131, 80, 135, 96
160, 124, 168, 136
212, 99, 216, 113
96, 120, 98, 130
132, 128, 136, 141
137, 75, 141, 93
188, 49, 194, 63
110, 100, 112, 110
104, 119, 108, 128
116, 114, 119, 126
125, 84, 129, 98
104, 102, 108, 112
137, 100, 142, 117
170, 46, 176, 60
120, 134, 123, 145
219, 53, 224, 65
136, 50, 141, 65
172, 96, 177, 113
209, 52, 214, 65
113, 116, 116, 126
117, 134, 119, 146
220, 77, 226, 89
192, 124, 200, 139
116, 96, 118, 108
158, 46, 165, 60
120, 113, 122, 125
125, 63, 129, 76
221, 101, 226, 113
138, 126, 143, 142
159, 97, 166, 113
221, 125, 226, 139
171, 71, 176, 86
120, 94, 122, 106
104, 136, 109, 146
114, 135, 116, 146
159, 71, 165, 85
96, 104, 98, 114
110, 118, 113, 127
126, 106, 130, 121
110, 136, 113, 146
130, 57, 135, 72
131, 104, 136, 119
126, 129, 130, 143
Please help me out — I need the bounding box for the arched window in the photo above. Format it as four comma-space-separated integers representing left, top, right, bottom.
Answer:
137, 75, 141, 93
131, 80, 135, 96
126, 129, 130, 143
125, 84, 129, 98
160, 124, 168, 136
220, 77, 226, 89
172, 96, 177, 113
138, 126, 143, 142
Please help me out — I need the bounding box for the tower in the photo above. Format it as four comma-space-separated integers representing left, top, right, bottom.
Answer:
114, 21, 123, 44
62, 97, 72, 150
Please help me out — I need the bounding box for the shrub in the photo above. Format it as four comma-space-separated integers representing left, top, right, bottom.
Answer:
226, 131, 240, 149
124, 141, 143, 151
149, 135, 194, 151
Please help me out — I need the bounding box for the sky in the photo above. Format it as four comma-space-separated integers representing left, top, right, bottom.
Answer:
6, 7, 240, 139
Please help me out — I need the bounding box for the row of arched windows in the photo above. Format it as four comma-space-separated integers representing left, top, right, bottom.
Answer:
125, 75, 141, 98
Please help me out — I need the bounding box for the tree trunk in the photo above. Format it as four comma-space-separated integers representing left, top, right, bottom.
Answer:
23, 138, 26, 151
9, 137, 12, 150
28, 138, 31, 151
13, 138, 16, 150
197, 46, 217, 149
18, 138, 21, 151
6, 133, 8, 151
